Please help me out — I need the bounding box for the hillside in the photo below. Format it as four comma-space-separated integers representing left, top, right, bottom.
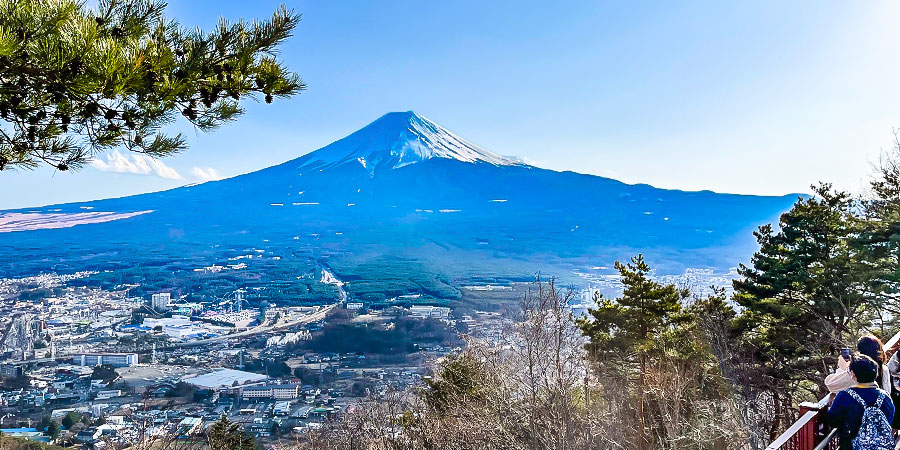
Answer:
0, 112, 799, 297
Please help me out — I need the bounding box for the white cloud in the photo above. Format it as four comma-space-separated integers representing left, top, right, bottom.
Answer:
191, 166, 222, 182
520, 156, 549, 167
91, 151, 183, 180
146, 158, 182, 180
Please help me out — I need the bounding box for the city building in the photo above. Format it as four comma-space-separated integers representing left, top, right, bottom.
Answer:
142, 316, 191, 329
142, 316, 208, 339
178, 417, 202, 435
96, 390, 121, 400
71, 353, 138, 367
202, 309, 258, 328
182, 368, 267, 391
408, 305, 451, 319
0, 363, 23, 378
150, 293, 171, 311
273, 401, 291, 415
241, 384, 299, 400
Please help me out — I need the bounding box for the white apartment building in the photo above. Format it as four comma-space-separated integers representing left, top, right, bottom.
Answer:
150, 293, 171, 311
241, 384, 299, 400
71, 353, 138, 367
409, 305, 451, 319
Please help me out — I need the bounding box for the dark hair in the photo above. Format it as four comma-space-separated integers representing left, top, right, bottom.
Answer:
857, 335, 885, 382
858, 335, 885, 364
850, 353, 879, 384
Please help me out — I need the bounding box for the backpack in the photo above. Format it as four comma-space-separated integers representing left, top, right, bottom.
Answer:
845, 389, 894, 450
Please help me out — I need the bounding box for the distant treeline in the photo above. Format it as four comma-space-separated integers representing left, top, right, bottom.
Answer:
291, 314, 461, 356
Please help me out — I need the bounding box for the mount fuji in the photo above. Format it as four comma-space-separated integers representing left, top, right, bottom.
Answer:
294, 111, 517, 172
0, 111, 799, 287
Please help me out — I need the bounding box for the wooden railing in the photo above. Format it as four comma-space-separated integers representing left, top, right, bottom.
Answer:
764, 395, 837, 450
765, 331, 900, 450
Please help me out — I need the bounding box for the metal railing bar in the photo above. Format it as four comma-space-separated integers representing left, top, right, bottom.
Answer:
812, 428, 837, 450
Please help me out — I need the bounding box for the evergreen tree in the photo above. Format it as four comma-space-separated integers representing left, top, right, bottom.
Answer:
0, 0, 304, 171
207, 416, 254, 450
46, 421, 60, 440
732, 184, 864, 434
578, 255, 691, 368
60, 412, 78, 429
91, 364, 119, 383
858, 146, 900, 324
578, 255, 692, 449
423, 353, 487, 414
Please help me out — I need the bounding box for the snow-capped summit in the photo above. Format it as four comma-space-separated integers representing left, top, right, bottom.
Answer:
294, 111, 519, 173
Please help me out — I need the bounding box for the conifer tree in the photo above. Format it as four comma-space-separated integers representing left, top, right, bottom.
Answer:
46, 420, 60, 440
423, 353, 487, 414
732, 183, 864, 434
61, 411, 78, 429
0, 0, 305, 171
858, 145, 900, 322
207, 416, 254, 450
578, 255, 692, 450
578, 255, 691, 368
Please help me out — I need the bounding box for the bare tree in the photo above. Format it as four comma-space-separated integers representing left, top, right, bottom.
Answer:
291, 278, 747, 450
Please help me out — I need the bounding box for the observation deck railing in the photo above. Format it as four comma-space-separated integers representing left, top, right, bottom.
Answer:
765, 331, 900, 450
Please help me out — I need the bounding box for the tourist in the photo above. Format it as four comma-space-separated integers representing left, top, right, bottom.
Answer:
827, 335, 891, 393
887, 349, 900, 430
826, 354, 895, 450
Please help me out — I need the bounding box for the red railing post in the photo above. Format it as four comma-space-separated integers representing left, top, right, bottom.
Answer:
800, 400, 828, 448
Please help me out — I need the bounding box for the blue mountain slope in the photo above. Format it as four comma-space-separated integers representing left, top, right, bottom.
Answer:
0, 111, 799, 278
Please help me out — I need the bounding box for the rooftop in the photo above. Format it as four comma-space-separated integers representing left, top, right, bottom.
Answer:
243, 384, 298, 391
181, 368, 267, 389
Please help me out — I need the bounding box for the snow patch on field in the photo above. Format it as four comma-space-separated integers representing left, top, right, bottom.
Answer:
320, 269, 343, 287
0, 210, 153, 233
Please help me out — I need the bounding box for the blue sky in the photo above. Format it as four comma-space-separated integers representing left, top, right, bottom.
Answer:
3, 1, 900, 209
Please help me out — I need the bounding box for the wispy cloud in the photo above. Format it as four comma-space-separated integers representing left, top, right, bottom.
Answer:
91, 151, 183, 180
520, 156, 549, 167
191, 166, 223, 182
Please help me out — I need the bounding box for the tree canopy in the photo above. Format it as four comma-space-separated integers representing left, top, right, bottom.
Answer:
0, 0, 304, 171
732, 184, 865, 394
90, 364, 119, 383
60, 411, 79, 429
578, 256, 730, 449
46, 421, 60, 440
578, 255, 692, 367
206, 416, 255, 450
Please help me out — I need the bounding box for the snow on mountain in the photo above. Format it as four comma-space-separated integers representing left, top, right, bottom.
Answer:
0, 110, 803, 278
293, 111, 519, 173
